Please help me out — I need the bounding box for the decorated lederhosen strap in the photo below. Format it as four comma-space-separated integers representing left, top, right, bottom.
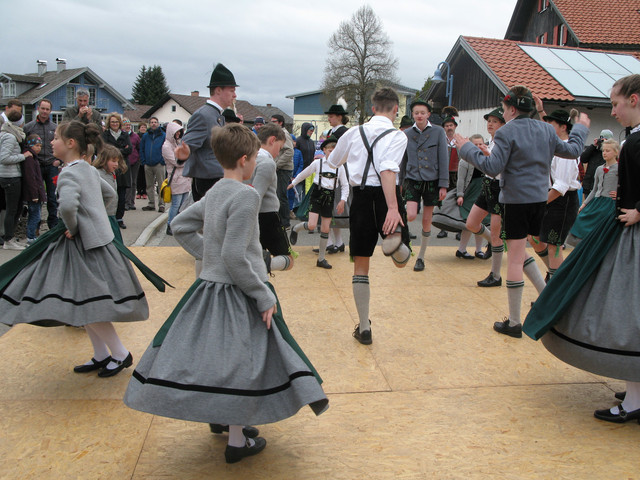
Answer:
358, 126, 397, 189
317, 155, 339, 207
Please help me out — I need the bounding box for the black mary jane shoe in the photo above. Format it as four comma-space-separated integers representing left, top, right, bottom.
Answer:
594, 404, 640, 424
209, 424, 259, 438
225, 437, 267, 464
455, 250, 475, 260
74, 356, 112, 373
97, 352, 133, 378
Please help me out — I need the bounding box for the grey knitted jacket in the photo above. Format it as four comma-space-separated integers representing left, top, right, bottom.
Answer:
171, 178, 276, 312
0, 131, 25, 178
248, 149, 280, 213
57, 161, 116, 249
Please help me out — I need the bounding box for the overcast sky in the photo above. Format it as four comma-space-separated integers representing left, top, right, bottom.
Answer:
3, 0, 518, 115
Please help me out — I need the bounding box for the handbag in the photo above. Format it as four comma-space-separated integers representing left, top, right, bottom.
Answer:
160, 168, 176, 203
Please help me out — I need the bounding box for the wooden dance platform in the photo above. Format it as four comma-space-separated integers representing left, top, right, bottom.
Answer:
0, 246, 637, 479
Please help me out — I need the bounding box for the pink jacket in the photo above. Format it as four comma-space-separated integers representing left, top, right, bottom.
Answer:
162, 122, 191, 195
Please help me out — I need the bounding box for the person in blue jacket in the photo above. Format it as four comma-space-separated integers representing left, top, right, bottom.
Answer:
140, 117, 166, 212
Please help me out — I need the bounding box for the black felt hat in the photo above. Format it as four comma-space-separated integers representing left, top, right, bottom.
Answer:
208, 63, 238, 88
483, 107, 505, 123
409, 99, 431, 112
324, 104, 348, 115
543, 109, 572, 126
320, 135, 338, 150
400, 115, 413, 128
222, 109, 241, 123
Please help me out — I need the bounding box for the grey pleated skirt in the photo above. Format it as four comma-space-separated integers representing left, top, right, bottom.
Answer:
541, 223, 640, 381
124, 281, 328, 426
0, 235, 148, 327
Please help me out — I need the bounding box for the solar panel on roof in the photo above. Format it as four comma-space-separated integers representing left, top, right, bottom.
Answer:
520, 45, 640, 98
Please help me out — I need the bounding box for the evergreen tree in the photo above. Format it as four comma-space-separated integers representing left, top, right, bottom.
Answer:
131, 65, 170, 105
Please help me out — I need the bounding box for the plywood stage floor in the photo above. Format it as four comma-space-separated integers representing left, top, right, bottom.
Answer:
0, 246, 637, 479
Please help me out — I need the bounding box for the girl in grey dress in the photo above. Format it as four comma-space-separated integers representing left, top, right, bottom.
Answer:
0, 121, 151, 378
125, 124, 328, 464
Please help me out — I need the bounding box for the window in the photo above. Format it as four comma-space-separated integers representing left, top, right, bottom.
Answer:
88, 87, 96, 106
66, 85, 75, 106
560, 24, 567, 46
171, 105, 177, 112
2, 82, 16, 98
538, 0, 549, 12
538, 34, 546, 44
52, 113, 64, 124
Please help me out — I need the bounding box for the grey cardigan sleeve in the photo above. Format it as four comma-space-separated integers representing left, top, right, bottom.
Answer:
57, 171, 82, 235
182, 110, 209, 151
171, 200, 205, 260
437, 130, 450, 188
0, 134, 25, 165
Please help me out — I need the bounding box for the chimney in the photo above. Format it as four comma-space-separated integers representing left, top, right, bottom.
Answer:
56, 58, 67, 72
191, 91, 199, 97
37, 60, 47, 76
267, 103, 272, 107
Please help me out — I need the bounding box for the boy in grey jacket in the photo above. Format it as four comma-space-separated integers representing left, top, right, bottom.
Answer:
456, 86, 590, 338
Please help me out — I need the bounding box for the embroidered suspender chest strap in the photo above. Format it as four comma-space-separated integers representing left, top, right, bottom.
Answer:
358, 126, 397, 190
318, 157, 338, 190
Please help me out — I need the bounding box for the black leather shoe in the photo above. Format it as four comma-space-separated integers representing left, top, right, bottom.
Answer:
74, 356, 111, 373
353, 321, 372, 345
594, 405, 640, 423
97, 352, 133, 377
476, 245, 492, 260
437, 230, 448, 238
289, 229, 298, 245
456, 250, 474, 260
615, 391, 626, 401
209, 424, 259, 438
142, 206, 155, 211
312, 248, 319, 254
166, 225, 173, 236
118, 221, 127, 229
455, 232, 461, 241
409, 233, 417, 239
477, 272, 502, 287
225, 437, 267, 464
316, 259, 332, 269
414, 258, 425, 272
327, 244, 345, 254
493, 318, 522, 338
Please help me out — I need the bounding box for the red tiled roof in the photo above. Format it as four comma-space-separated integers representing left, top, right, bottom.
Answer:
462, 36, 574, 101
554, 0, 640, 45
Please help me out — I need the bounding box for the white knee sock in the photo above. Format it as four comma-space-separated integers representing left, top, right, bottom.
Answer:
293, 222, 308, 234
270, 255, 291, 271
318, 233, 329, 262
619, 381, 640, 412
83, 324, 110, 362
524, 256, 546, 294
474, 234, 483, 254
474, 224, 492, 243
418, 230, 430, 260
332, 227, 343, 246
491, 244, 504, 279
535, 246, 550, 269
353, 275, 370, 332
458, 230, 472, 252
228, 425, 246, 448
87, 322, 129, 361
506, 280, 524, 326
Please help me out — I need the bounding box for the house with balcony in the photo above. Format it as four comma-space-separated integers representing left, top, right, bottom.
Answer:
0, 59, 134, 124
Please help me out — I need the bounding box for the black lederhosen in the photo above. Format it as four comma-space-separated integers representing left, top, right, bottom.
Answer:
502, 202, 546, 240
539, 190, 579, 245
402, 178, 441, 207
310, 186, 335, 218
349, 186, 410, 257
474, 177, 503, 216
258, 211, 291, 256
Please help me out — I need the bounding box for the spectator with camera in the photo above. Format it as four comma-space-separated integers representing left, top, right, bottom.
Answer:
580, 129, 613, 200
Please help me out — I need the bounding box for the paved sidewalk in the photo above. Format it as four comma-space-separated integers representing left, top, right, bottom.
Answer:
0, 242, 636, 479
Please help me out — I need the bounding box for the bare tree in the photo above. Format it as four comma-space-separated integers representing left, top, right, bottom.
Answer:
322, 5, 399, 124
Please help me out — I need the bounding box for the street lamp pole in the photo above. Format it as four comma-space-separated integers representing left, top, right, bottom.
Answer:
432, 61, 453, 106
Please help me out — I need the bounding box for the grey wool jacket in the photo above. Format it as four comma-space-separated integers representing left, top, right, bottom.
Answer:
459, 118, 588, 204
248, 149, 280, 213
171, 178, 276, 312
403, 124, 449, 186
57, 161, 117, 249
182, 103, 225, 180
